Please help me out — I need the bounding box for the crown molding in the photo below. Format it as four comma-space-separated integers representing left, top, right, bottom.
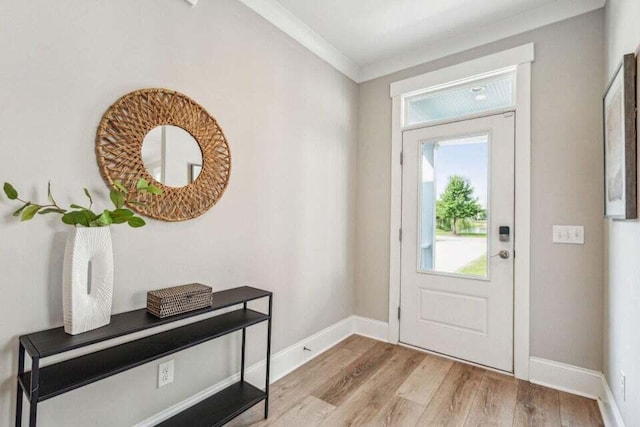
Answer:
238, 0, 361, 81
238, 0, 605, 84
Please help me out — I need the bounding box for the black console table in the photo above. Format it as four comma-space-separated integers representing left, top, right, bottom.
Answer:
16, 286, 273, 427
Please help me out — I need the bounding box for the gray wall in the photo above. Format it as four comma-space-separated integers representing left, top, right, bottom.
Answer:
355, 10, 605, 370
0, 1, 357, 426
603, 0, 640, 424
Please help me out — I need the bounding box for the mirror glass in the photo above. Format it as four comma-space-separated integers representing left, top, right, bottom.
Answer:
141, 125, 203, 187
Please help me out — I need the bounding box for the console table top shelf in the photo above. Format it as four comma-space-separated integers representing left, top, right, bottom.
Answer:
20, 286, 271, 358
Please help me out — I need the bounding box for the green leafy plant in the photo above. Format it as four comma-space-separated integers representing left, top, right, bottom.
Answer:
436, 175, 482, 235
3, 179, 162, 228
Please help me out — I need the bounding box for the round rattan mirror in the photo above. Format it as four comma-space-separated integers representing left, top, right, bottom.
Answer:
96, 89, 231, 221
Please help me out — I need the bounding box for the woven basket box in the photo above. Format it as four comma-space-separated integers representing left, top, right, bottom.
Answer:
147, 283, 213, 318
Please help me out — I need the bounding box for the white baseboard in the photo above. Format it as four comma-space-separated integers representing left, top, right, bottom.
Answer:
136, 315, 385, 426
529, 357, 603, 400
599, 374, 626, 427
244, 315, 356, 387
352, 315, 389, 342
529, 357, 626, 427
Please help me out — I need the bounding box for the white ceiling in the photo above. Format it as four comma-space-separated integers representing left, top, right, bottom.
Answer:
276, 0, 542, 66
239, 0, 606, 82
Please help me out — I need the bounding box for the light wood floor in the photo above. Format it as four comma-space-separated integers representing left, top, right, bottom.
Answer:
226, 335, 603, 427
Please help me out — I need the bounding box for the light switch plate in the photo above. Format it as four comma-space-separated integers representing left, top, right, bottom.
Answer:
552, 225, 584, 244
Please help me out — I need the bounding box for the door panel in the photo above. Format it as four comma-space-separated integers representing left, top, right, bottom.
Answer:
400, 113, 515, 372
418, 289, 488, 334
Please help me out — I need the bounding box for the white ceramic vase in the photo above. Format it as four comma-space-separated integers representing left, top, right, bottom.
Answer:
62, 227, 114, 335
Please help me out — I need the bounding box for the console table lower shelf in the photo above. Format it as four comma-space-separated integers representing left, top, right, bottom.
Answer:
157, 381, 265, 427
16, 286, 273, 427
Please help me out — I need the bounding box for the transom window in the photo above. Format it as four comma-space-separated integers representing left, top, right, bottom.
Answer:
403, 68, 516, 127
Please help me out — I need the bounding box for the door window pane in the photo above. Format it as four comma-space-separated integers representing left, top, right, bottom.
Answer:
405, 72, 514, 127
419, 134, 488, 277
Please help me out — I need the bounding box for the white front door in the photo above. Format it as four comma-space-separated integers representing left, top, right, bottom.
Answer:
400, 113, 515, 372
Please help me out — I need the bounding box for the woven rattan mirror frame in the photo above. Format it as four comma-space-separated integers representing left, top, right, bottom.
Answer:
96, 89, 231, 222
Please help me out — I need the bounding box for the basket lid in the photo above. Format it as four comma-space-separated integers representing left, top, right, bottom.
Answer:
148, 283, 212, 298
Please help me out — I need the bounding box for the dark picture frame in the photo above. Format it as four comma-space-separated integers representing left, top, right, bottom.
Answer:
603, 53, 637, 219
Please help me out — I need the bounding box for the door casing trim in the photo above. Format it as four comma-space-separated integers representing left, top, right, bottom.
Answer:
388, 43, 533, 380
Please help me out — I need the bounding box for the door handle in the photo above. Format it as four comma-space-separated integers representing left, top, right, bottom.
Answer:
491, 250, 510, 259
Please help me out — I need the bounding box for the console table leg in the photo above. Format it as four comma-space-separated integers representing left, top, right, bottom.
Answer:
264, 295, 272, 419
29, 357, 39, 427
28, 404, 37, 427
241, 303, 247, 383
16, 382, 23, 427
15, 343, 25, 427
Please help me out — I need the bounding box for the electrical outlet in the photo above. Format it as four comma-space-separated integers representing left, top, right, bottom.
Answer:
552, 225, 584, 244
158, 360, 174, 388
621, 370, 626, 401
